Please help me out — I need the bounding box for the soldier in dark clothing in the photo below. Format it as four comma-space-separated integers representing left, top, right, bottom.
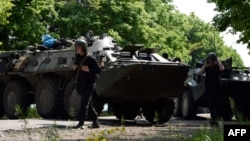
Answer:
73, 39, 101, 129
198, 52, 224, 126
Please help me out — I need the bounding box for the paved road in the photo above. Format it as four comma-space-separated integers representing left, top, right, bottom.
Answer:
0, 114, 211, 131
0, 119, 91, 131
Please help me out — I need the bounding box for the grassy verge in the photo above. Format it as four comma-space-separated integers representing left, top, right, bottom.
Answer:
184, 125, 223, 141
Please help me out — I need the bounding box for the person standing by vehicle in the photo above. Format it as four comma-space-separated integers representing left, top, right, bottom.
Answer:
198, 52, 224, 126
73, 39, 101, 129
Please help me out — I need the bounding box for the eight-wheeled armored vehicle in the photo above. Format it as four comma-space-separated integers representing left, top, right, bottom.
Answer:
0, 31, 189, 124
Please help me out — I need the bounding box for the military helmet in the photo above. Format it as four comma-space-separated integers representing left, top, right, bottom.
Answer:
207, 52, 217, 61
75, 39, 88, 52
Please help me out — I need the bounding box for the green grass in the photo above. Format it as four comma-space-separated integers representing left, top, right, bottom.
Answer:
26, 106, 41, 118
86, 127, 126, 141
100, 111, 114, 117
182, 114, 250, 141
184, 126, 223, 141
15, 105, 41, 119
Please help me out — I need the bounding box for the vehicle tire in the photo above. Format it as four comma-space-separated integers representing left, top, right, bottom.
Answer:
143, 98, 174, 124
0, 81, 5, 118
63, 80, 81, 119
35, 77, 64, 119
234, 101, 250, 121
3, 80, 30, 119
220, 105, 233, 121
112, 103, 140, 120
0, 94, 4, 118
64, 80, 105, 120
173, 95, 182, 117
218, 96, 233, 121
181, 90, 197, 119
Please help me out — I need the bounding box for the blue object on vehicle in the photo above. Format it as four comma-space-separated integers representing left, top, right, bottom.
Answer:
42, 34, 56, 48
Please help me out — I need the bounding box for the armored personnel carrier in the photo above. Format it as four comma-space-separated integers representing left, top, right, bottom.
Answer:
172, 64, 206, 119
220, 65, 250, 120
173, 58, 250, 121
172, 64, 232, 120
0, 31, 189, 124
0, 39, 76, 119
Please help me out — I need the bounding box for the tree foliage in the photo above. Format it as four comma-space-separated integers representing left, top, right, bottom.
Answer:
0, 0, 244, 67
0, 0, 13, 25
0, 0, 57, 50
208, 0, 250, 49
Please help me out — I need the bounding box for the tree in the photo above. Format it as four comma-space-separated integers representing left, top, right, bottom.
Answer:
208, 0, 250, 49
0, 0, 244, 67
0, 0, 57, 50
0, 0, 13, 46
0, 0, 13, 25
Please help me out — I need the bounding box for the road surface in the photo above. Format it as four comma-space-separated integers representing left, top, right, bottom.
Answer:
0, 114, 230, 141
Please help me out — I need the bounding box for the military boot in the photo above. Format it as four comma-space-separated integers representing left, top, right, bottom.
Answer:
92, 119, 100, 128
74, 120, 85, 129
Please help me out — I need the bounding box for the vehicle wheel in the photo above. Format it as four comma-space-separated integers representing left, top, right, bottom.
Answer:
218, 96, 233, 121
0, 81, 5, 118
0, 93, 4, 118
220, 105, 233, 121
3, 80, 30, 119
181, 90, 197, 119
143, 98, 174, 124
234, 101, 250, 121
112, 103, 140, 120
63, 80, 81, 119
35, 77, 64, 119
173, 95, 182, 117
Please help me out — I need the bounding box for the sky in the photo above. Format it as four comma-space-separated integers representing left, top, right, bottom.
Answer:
172, 0, 250, 67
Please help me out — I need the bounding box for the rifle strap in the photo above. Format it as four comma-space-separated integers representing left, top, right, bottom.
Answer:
75, 53, 89, 84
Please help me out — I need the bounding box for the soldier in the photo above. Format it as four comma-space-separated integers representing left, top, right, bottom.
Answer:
198, 52, 224, 126
73, 39, 101, 129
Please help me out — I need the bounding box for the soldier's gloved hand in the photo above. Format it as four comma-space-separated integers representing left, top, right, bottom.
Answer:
73, 65, 78, 71
81, 65, 89, 72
